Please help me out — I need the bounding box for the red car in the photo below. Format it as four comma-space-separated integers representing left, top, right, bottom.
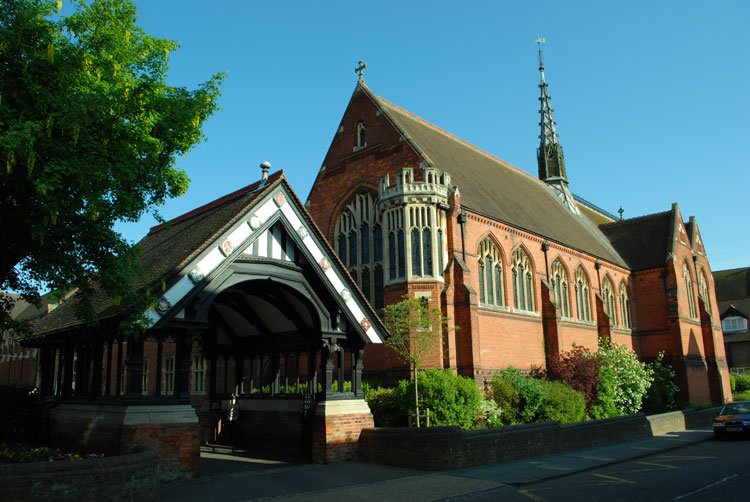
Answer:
713, 401, 750, 439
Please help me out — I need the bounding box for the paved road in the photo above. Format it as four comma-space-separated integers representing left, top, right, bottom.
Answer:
161, 431, 746, 501
445, 438, 749, 501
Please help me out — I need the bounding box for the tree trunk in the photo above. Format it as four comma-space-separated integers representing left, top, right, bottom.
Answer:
414, 364, 420, 428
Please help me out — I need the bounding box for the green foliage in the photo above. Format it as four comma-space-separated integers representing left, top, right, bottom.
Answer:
0, 0, 224, 333
733, 391, 750, 401
588, 364, 620, 419
537, 379, 586, 424
597, 340, 654, 415
398, 369, 481, 430
733, 374, 750, 393
364, 386, 408, 427
729, 373, 736, 392
642, 352, 679, 413
537, 345, 602, 409
490, 367, 544, 425
0, 442, 104, 464
0, 382, 43, 444
383, 295, 453, 426
474, 398, 503, 429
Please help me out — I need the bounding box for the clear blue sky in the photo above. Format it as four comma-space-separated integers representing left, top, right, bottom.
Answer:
108, 0, 748, 272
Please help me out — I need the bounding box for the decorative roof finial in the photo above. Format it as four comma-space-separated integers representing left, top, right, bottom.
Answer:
618, 206, 624, 220
355, 60, 367, 83
260, 161, 271, 184
536, 36, 567, 185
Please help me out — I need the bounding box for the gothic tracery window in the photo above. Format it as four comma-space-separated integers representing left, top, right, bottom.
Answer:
683, 263, 697, 319
698, 270, 710, 315
575, 267, 592, 322
550, 260, 570, 318
511, 248, 534, 312
602, 276, 617, 326
478, 238, 504, 307
408, 206, 437, 278
335, 192, 384, 309
619, 281, 632, 329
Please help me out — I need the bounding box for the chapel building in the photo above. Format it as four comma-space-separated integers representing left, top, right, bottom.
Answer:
305, 51, 732, 406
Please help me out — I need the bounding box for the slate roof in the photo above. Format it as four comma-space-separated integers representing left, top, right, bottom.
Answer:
599, 210, 673, 271
714, 267, 750, 300
362, 85, 628, 267
33, 172, 285, 334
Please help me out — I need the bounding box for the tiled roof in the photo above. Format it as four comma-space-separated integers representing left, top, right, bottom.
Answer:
599, 210, 673, 271
33, 172, 284, 334
364, 86, 628, 267
714, 267, 750, 300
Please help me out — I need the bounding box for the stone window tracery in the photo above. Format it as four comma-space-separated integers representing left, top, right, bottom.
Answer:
575, 267, 592, 322
408, 206, 436, 278
602, 276, 617, 326
683, 263, 697, 319
619, 281, 632, 329
478, 238, 504, 307
698, 270, 710, 315
550, 260, 570, 317
335, 191, 384, 309
511, 248, 534, 312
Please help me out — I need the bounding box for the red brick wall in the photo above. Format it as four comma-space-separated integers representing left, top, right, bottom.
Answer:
121, 422, 200, 480
312, 411, 375, 464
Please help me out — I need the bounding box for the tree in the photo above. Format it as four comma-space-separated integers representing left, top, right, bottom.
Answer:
383, 294, 452, 427
0, 0, 224, 334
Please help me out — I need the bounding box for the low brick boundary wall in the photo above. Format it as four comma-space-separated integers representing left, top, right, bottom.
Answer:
359, 408, 720, 470
0, 446, 159, 502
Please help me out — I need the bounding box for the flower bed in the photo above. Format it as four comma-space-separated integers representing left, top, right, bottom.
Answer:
0, 442, 104, 464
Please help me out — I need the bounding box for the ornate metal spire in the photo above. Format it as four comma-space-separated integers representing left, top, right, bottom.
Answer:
355, 61, 367, 83
536, 37, 567, 184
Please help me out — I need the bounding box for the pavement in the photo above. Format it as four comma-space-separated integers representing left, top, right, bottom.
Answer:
160, 429, 714, 502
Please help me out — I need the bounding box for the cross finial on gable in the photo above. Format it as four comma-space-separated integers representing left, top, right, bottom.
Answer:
618, 206, 624, 220
355, 61, 367, 83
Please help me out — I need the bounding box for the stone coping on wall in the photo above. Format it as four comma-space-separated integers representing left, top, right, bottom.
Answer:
0, 446, 159, 502
50, 403, 199, 425
359, 408, 720, 471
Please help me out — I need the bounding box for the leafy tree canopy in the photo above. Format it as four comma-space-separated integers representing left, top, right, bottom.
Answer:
0, 0, 224, 334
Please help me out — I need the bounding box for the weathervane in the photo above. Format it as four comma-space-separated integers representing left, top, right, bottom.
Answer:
355, 60, 367, 83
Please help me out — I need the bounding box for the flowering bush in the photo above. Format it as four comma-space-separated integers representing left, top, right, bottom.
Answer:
598, 340, 654, 415
0, 442, 103, 464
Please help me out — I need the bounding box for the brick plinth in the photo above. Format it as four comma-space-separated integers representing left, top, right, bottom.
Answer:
48, 404, 200, 481
312, 399, 374, 464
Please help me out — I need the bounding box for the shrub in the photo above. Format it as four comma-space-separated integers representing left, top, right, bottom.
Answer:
539, 345, 603, 409
598, 340, 653, 415
474, 399, 503, 429
733, 374, 750, 393
729, 373, 737, 393
399, 369, 482, 430
0, 382, 43, 444
733, 391, 750, 401
588, 364, 620, 419
490, 367, 544, 425
642, 352, 679, 413
365, 387, 408, 427
537, 380, 586, 424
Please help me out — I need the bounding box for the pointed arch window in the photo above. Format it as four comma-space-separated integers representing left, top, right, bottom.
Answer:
619, 281, 632, 329
550, 260, 570, 318
356, 121, 366, 149
602, 277, 617, 326
511, 248, 534, 312
698, 270, 710, 315
575, 267, 592, 322
335, 192, 383, 310
478, 238, 504, 307
683, 263, 697, 319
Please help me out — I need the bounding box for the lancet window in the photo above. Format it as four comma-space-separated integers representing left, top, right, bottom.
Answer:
478, 238, 504, 307
575, 267, 592, 322
683, 263, 697, 319
511, 248, 534, 312
602, 276, 617, 326
386, 208, 405, 280
698, 270, 710, 315
619, 281, 632, 329
356, 121, 366, 149
408, 206, 435, 278
550, 260, 570, 318
335, 191, 384, 309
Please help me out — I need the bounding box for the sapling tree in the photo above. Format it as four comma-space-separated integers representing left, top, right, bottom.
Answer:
383, 294, 452, 427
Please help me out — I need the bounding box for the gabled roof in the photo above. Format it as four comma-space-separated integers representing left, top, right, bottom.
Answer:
357, 84, 627, 267
714, 267, 750, 300
719, 301, 750, 320
599, 210, 672, 271
33, 171, 386, 344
